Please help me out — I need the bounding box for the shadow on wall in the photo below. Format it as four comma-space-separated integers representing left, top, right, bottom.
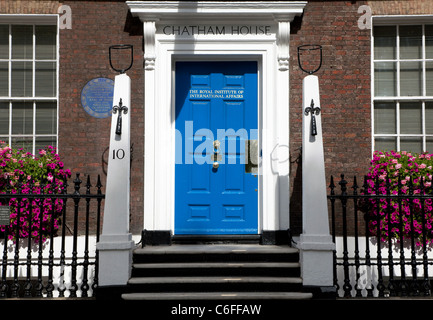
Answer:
290, 148, 302, 235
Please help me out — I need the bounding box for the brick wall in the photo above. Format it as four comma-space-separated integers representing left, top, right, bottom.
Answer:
1, 0, 144, 236
289, 0, 433, 236
0, 0, 60, 14
368, 0, 433, 15
289, 1, 372, 234
0, 0, 144, 236
60, 1, 144, 235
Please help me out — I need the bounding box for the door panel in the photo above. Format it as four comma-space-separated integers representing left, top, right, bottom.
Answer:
175, 61, 258, 235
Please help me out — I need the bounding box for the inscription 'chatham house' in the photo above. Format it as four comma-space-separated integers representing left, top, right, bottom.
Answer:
162, 25, 272, 36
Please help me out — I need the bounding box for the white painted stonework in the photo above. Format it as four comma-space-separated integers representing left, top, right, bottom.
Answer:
298, 74, 335, 287
127, 1, 307, 235
97, 73, 135, 286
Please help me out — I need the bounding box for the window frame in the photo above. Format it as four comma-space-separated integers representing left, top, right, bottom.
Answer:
371, 15, 433, 154
0, 14, 59, 155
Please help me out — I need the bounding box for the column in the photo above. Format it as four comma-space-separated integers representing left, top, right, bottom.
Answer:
96, 73, 134, 287
298, 74, 336, 294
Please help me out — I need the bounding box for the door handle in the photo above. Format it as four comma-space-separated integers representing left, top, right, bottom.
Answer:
213, 140, 220, 150
245, 139, 258, 173
212, 140, 221, 170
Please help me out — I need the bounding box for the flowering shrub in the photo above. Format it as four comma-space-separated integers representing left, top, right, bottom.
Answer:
0, 141, 71, 243
361, 150, 433, 248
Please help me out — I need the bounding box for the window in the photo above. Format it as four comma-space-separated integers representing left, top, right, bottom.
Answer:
373, 23, 433, 153
0, 19, 58, 154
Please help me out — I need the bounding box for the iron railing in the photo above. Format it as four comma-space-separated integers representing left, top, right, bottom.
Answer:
0, 173, 104, 298
328, 174, 433, 298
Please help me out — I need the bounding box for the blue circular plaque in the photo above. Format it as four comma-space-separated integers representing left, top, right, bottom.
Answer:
81, 78, 114, 118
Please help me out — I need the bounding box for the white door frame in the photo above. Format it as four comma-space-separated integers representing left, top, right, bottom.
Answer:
128, 1, 307, 235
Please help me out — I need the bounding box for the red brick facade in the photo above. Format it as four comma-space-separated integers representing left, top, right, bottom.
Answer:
368, 0, 433, 15
289, 1, 372, 233
0, 0, 60, 14
1, 0, 431, 237
58, 1, 144, 234
0, 0, 144, 235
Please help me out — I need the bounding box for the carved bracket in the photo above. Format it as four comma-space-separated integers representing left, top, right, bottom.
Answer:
277, 21, 290, 71
143, 20, 157, 70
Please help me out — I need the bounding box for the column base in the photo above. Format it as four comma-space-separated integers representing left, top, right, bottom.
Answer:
96, 233, 135, 286
298, 234, 335, 287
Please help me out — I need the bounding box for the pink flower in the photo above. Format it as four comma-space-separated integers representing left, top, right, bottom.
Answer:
364, 150, 433, 248
0, 144, 71, 243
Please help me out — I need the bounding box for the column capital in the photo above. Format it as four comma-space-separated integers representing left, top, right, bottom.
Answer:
277, 20, 291, 71
143, 20, 157, 70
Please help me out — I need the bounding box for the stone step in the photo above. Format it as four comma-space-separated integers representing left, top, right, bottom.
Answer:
171, 234, 262, 245
126, 276, 304, 293
132, 244, 299, 263
133, 262, 299, 269
130, 261, 301, 277
134, 244, 298, 255
122, 291, 313, 300
128, 276, 303, 285
123, 244, 312, 300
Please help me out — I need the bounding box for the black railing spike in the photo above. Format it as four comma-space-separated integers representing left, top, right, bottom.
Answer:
329, 175, 335, 193
429, 176, 433, 196
339, 174, 347, 195
397, 174, 402, 195
17, 175, 23, 193
5, 175, 11, 194
420, 176, 425, 194
86, 175, 91, 194
50, 177, 56, 193
62, 176, 68, 194
73, 173, 82, 195
408, 175, 414, 195
385, 176, 391, 193
97, 174, 102, 194
28, 178, 34, 193
352, 176, 358, 194
374, 175, 380, 194
360, 175, 368, 196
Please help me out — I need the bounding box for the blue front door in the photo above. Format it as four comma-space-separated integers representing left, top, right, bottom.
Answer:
175, 61, 258, 235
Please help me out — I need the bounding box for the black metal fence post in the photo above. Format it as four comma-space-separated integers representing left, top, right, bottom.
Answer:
397, 176, 408, 296
80, 176, 91, 297
408, 177, 420, 296
386, 177, 396, 297
420, 176, 431, 296
24, 185, 33, 298
339, 174, 352, 297
69, 173, 82, 298
352, 176, 362, 297
329, 176, 339, 293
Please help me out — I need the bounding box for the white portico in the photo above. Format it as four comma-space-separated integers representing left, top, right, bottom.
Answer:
127, 1, 307, 242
